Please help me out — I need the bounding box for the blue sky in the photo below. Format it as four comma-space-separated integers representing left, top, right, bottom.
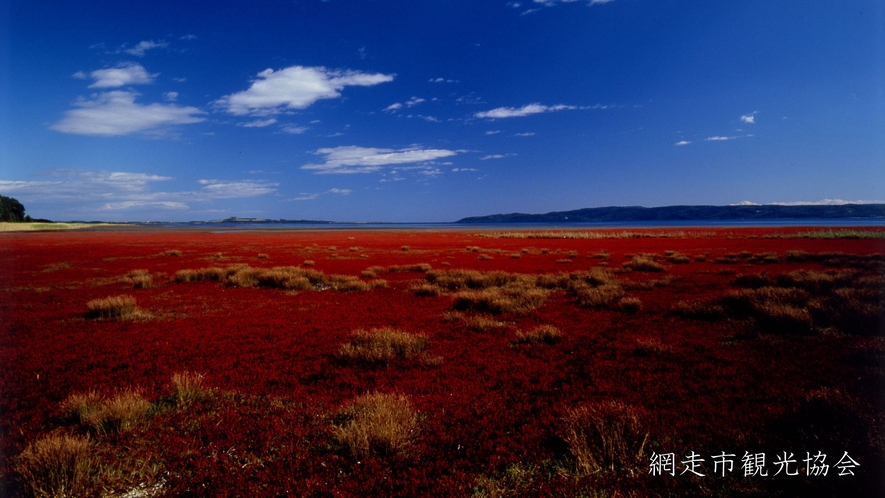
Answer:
1, 1, 883, 222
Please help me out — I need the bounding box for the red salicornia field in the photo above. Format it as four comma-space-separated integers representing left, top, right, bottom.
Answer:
1, 227, 883, 497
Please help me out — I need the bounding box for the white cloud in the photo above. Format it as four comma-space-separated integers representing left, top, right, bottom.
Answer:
72, 71, 87, 79
429, 77, 458, 83
180, 34, 197, 41
385, 96, 425, 112
50, 91, 205, 136
125, 40, 168, 57
733, 199, 885, 206
475, 103, 575, 119
164, 91, 178, 101
1, 170, 279, 217
480, 154, 515, 160
485, 130, 501, 135
282, 125, 308, 134
740, 111, 757, 124
302, 145, 457, 174
533, 0, 615, 4
290, 188, 352, 201
88, 63, 156, 88
241, 118, 277, 128
514, 132, 536, 137
216, 65, 394, 116
704, 136, 732, 141
197, 179, 278, 198
452, 168, 478, 172
675, 140, 691, 146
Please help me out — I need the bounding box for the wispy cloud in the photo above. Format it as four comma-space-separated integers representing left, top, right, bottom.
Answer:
675, 140, 691, 146
429, 77, 458, 83
50, 91, 205, 136
289, 188, 352, 201
0, 169, 278, 216
88, 63, 157, 88
301, 145, 457, 174
215, 65, 394, 116
452, 168, 478, 172
281, 125, 308, 134
241, 118, 277, 128
733, 199, 884, 206
475, 103, 575, 119
124, 39, 168, 57
385, 96, 425, 111
704, 136, 732, 141
163, 91, 178, 101
480, 153, 516, 160
514, 132, 536, 137
740, 111, 758, 124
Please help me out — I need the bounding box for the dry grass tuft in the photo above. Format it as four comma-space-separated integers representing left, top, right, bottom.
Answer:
555, 259, 573, 264
334, 392, 419, 459
622, 255, 666, 272
452, 287, 550, 315
670, 300, 724, 320
161, 249, 182, 257
86, 295, 140, 320
477, 254, 494, 260
124, 269, 153, 289
562, 401, 649, 476
400, 246, 410, 252
462, 315, 509, 331
617, 297, 642, 313
410, 283, 442, 297
633, 337, 672, 356
338, 328, 428, 365
303, 260, 315, 266
574, 283, 624, 308
514, 325, 562, 344
15, 433, 94, 498
61, 391, 150, 434
256, 253, 269, 259
170, 372, 208, 406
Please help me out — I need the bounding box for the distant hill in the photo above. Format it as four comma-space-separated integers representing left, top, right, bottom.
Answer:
456, 204, 885, 224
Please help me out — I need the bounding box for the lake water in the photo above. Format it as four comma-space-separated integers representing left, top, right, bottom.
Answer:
147, 218, 885, 231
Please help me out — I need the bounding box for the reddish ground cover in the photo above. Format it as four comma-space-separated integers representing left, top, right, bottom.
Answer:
1, 227, 883, 496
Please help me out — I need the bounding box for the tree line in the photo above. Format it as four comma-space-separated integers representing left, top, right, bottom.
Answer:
0, 195, 32, 222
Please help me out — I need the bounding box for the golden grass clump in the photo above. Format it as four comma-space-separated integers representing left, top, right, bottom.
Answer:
161, 249, 182, 257
633, 337, 673, 356
477, 254, 494, 260
124, 269, 153, 289
61, 391, 150, 434
670, 300, 724, 320
665, 252, 691, 264
462, 315, 509, 331
562, 401, 649, 476
617, 297, 642, 313
573, 283, 624, 308
452, 287, 550, 315
338, 328, 429, 365
256, 253, 269, 259
86, 295, 140, 320
15, 434, 94, 498
621, 255, 666, 272
334, 392, 419, 459
721, 287, 814, 334
410, 283, 442, 297
555, 259, 573, 264
400, 245, 410, 252
170, 372, 208, 406
514, 325, 562, 344
303, 259, 315, 266
387, 263, 433, 273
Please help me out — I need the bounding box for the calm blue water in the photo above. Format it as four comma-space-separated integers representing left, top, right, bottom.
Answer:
149, 218, 885, 231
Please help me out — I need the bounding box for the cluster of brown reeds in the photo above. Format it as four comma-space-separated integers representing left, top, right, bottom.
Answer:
174, 264, 387, 292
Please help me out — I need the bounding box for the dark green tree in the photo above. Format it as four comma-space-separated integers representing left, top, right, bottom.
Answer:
0, 195, 28, 222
